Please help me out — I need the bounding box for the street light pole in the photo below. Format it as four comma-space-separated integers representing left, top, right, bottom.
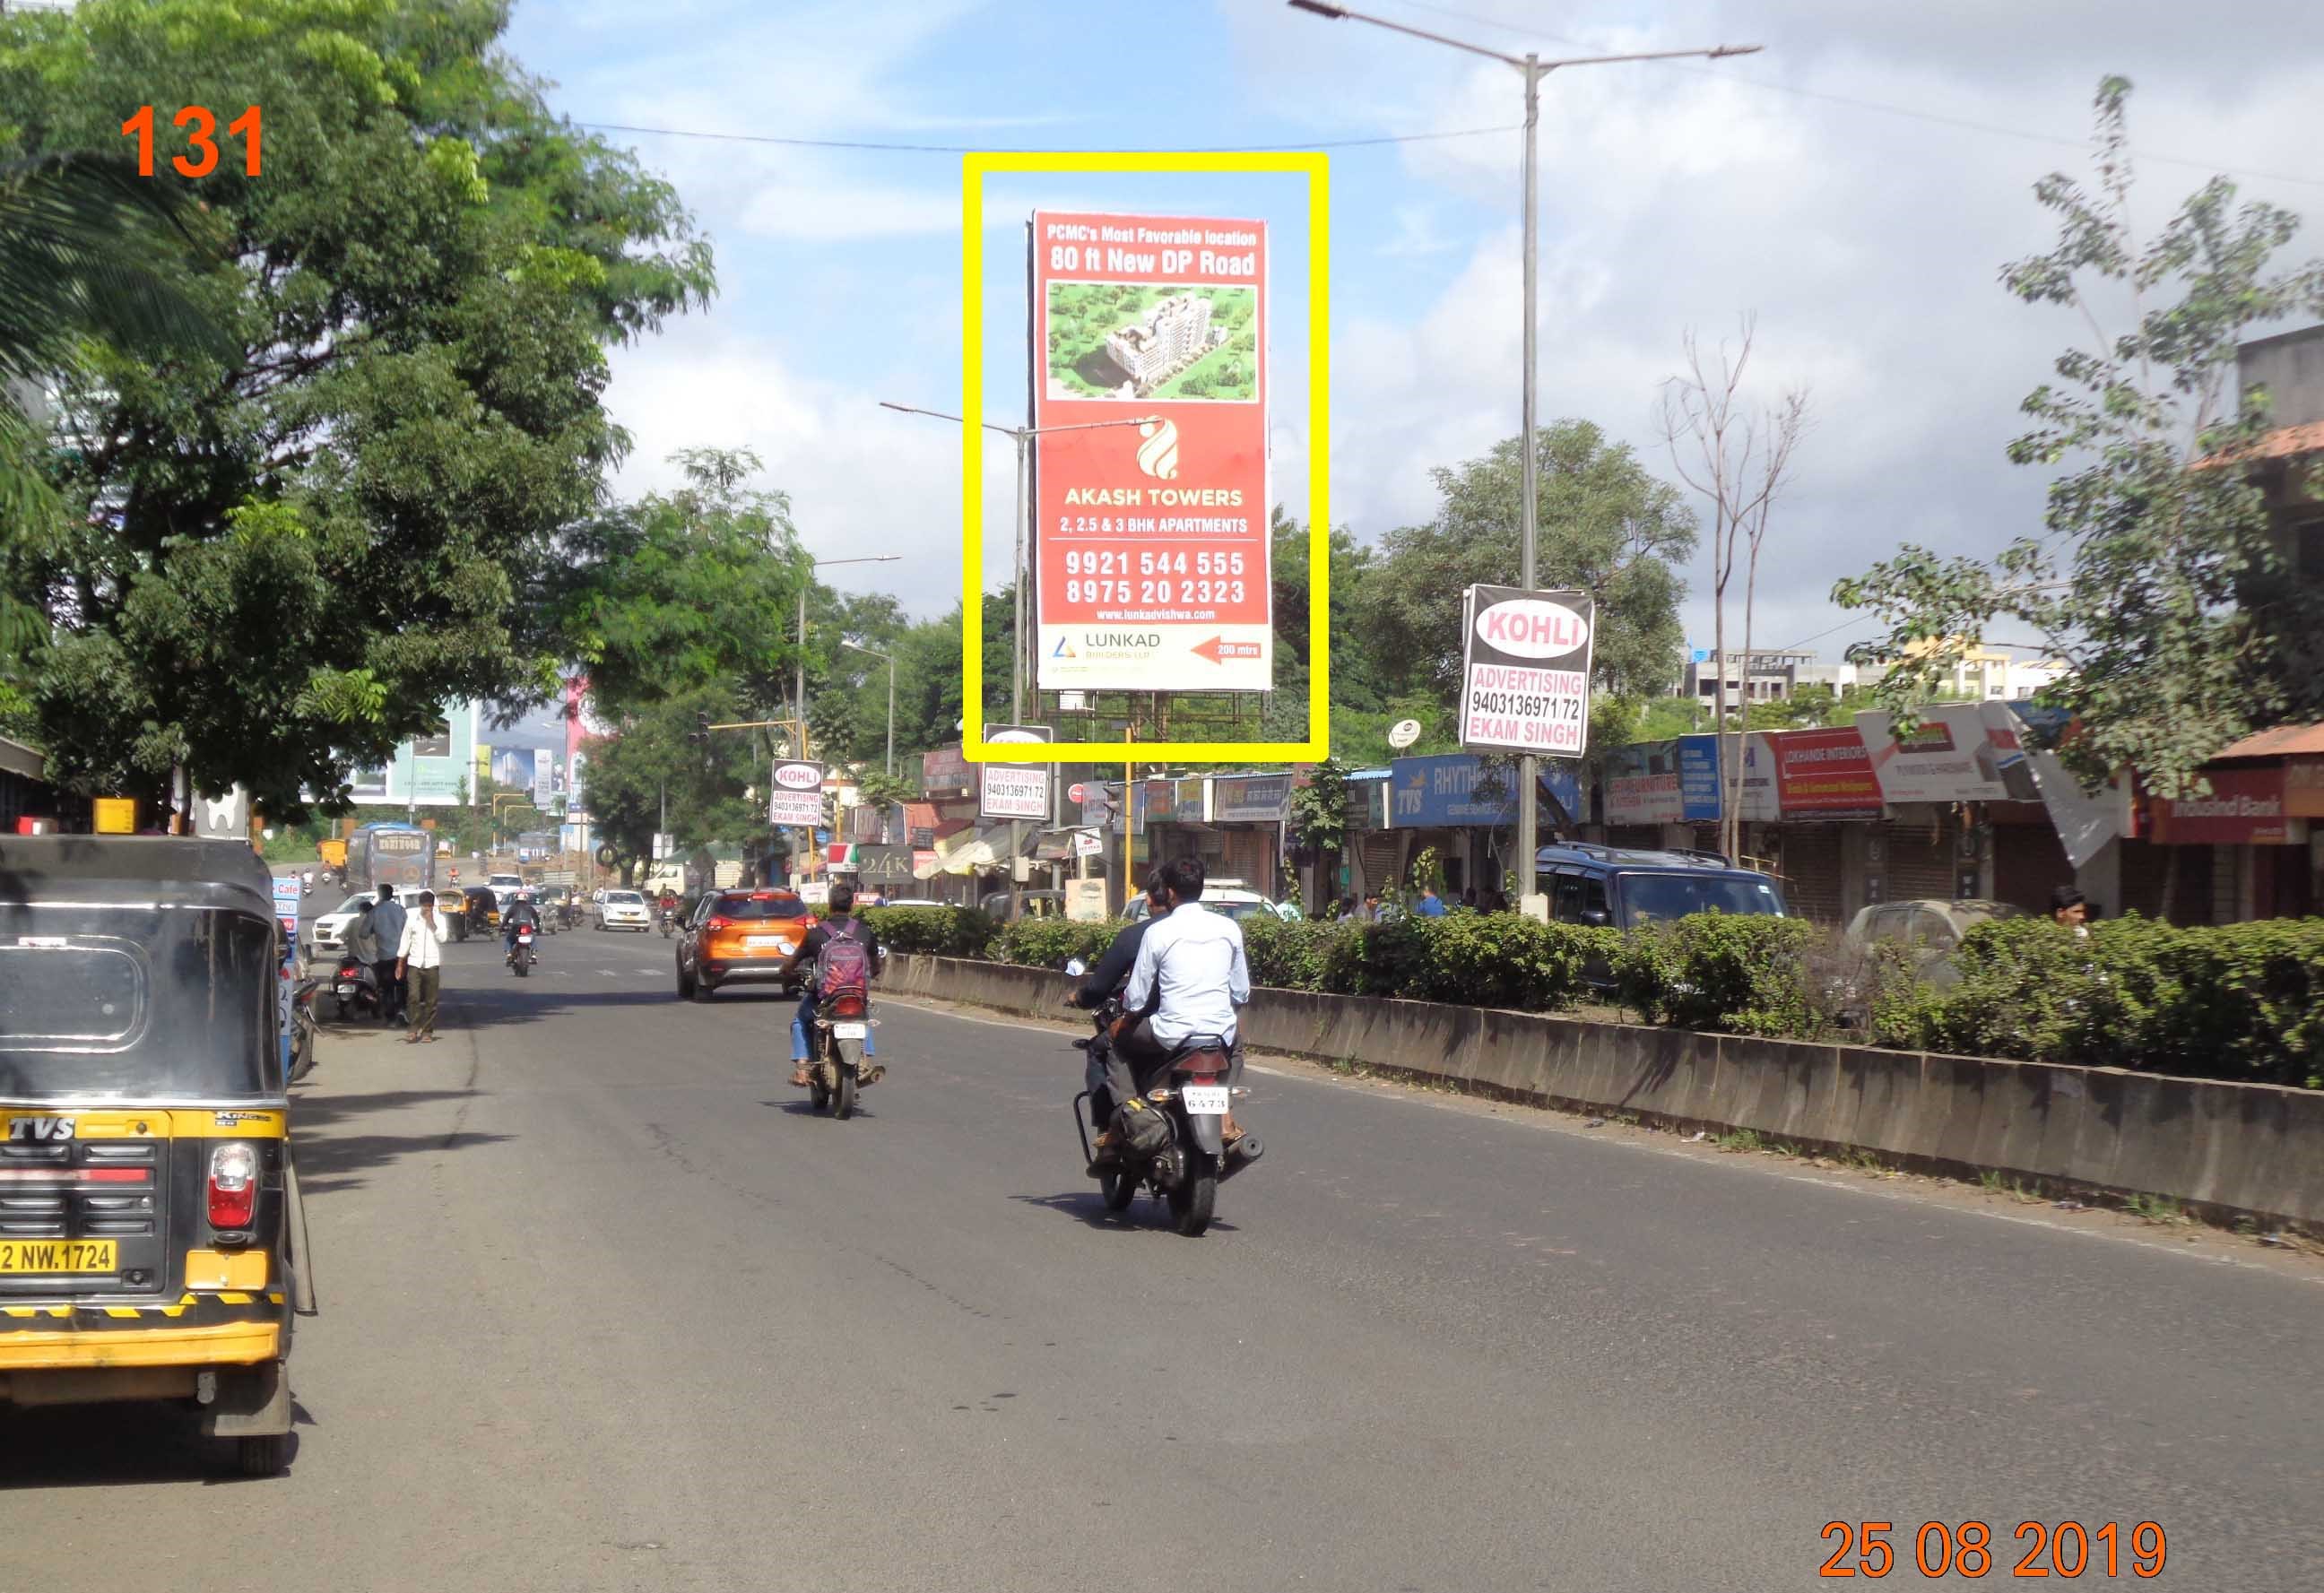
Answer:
1288, 1, 1757, 908
882, 401, 1160, 918
797, 553, 901, 883
841, 639, 898, 776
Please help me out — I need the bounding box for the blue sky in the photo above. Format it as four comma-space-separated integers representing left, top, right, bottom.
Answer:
502, 0, 2324, 666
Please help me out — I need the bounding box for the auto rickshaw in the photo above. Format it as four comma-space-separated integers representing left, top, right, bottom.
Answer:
0, 836, 316, 1475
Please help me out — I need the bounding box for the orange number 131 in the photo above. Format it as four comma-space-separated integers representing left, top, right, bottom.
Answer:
120, 105, 261, 177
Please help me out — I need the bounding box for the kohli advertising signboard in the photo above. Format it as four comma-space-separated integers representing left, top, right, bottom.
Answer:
1458, 585, 1595, 758
1031, 210, 1270, 693
767, 762, 826, 829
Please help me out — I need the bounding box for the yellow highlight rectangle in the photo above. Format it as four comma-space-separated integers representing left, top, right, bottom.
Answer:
960, 150, 1330, 765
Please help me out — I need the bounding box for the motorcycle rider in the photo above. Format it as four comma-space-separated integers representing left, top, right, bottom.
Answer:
1072, 869, 1169, 1132
1094, 856, 1251, 1161
503, 890, 542, 965
657, 885, 681, 930
780, 882, 881, 1088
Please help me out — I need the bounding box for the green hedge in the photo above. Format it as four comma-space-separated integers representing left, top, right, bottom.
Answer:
865, 904, 2324, 1089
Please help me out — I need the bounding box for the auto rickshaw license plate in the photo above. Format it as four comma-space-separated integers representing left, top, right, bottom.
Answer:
0, 1239, 116, 1274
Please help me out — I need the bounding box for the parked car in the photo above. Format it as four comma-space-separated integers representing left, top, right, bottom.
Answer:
979, 888, 1069, 922
1843, 898, 2021, 981
487, 872, 525, 912
307, 892, 378, 960
1121, 879, 1294, 925
595, 888, 652, 931
675, 887, 817, 1000
1535, 843, 1789, 930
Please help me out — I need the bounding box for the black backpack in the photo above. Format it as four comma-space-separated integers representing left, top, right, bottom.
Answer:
1110, 1095, 1173, 1158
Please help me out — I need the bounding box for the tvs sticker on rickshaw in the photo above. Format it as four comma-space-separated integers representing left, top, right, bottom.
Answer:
0, 1239, 117, 1274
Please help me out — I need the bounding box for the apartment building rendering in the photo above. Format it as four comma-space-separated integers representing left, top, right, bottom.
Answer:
1104, 292, 1217, 387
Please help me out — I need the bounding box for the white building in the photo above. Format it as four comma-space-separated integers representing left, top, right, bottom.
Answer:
1105, 293, 1214, 386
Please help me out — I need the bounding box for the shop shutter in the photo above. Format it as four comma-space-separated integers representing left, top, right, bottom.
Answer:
1991, 824, 2072, 915
1359, 832, 1404, 897
1606, 826, 1662, 851
1778, 826, 1845, 925
1885, 818, 1957, 902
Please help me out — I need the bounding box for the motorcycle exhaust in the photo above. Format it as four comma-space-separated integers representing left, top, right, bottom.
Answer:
1218, 1137, 1265, 1182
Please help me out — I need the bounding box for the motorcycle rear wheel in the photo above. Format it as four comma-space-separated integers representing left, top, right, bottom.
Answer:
1099, 1167, 1136, 1212
833, 1040, 860, 1120
1168, 1166, 1217, 1237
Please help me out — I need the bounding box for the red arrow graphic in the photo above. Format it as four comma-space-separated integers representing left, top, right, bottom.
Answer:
1191, 636, 1262, 664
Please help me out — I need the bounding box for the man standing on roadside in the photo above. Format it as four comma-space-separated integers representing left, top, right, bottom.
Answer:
395, 889, 447, 1043
371, 885, 408, 1026
2051, 885, 2091, 939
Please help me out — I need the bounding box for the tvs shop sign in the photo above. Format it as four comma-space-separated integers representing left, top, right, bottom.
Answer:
767, 761, 826, 828
1459, 586, 1595, 758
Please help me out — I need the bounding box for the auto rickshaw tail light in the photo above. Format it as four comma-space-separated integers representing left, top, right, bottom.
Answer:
207, 1142, 258, 1231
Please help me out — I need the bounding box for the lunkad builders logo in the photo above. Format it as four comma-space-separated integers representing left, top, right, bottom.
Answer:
1459, 585, 1597, 758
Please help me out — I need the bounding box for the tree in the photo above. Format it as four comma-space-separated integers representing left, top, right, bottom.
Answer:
0, 0, 715, 817
551, 449, 805, 719
1661, 318, 1809, 861
1354, 421, 1698, 749
1834, 77, 2324, 796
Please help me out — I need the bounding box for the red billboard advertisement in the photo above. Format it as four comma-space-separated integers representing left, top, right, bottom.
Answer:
1768, 726, 1882, 818
1031, 210, 1270, 693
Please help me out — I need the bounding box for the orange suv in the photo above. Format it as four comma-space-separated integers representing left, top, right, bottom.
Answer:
675, 887, 816, 1001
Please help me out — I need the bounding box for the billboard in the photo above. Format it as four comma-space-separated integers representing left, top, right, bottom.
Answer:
350, 700, 483, 806
767, 761, 826, 828
1458, 585, 1595, 757
1031, 210, 1270, 693
531, 749, 553, 808
979, 723, 1054, 821
1208, 773, 1292, 824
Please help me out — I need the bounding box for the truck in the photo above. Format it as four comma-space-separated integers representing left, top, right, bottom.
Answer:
317, 836, 348, 885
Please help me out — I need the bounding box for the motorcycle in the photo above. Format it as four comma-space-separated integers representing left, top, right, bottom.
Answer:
327, 957, 382, 1024
300, 870, 314, 895
806, 983, 881, 1121
290, 976, 321, 1083
657, 907, 678, 939
507, 923, 537, 976
1062, 958, 1262, 1237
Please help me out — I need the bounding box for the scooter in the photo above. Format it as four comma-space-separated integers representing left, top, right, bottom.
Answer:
658, 907, 678, 938
326, 957, 382, 1024
507, 923, 537, 976
1062, 958, 1262, 1238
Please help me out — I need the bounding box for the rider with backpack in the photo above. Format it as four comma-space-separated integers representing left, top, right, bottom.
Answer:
782, 883, 882, 1088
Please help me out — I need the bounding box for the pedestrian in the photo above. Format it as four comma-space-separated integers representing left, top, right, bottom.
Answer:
1460, 887, 1479, 913
1336, 895, 1359, 923
2051, 884, 2090, 939
370, 885, 408, 1026
396, 888, 447, 1043
1416, 884, 1447, 917
1361, 892, 1382, 922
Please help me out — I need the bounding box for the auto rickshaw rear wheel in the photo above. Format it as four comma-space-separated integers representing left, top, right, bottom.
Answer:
238, 1433, 288, 1476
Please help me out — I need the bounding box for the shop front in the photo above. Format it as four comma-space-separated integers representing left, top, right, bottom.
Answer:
1389, 754, 1585, 902
2145, 756, 2313, 922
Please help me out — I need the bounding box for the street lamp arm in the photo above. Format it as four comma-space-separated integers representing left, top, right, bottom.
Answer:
1538, 43, 1763, 72
880, 399, 1160, 441
1285, 0, 1520, 65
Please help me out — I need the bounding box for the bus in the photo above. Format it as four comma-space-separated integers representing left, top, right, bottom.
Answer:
345, 821, 435, 896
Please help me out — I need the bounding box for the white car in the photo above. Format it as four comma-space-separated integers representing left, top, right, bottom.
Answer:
1123, 879, 1293, 924
594, 889, 651, 931
308, 893, 378, 959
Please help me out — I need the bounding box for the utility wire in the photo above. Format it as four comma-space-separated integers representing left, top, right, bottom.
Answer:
573, 120, 1522, 154
1370, 0, 2324, 189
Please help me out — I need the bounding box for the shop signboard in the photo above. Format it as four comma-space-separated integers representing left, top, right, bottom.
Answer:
1858, 705, 2013, 804
1678, 734, 1722, 822
1208, 773, 1292, 824
1032, 209, 1272, 693
2148, 765, 2297, 845
1603, 742, 1685, 827
921, 745, 974, 800
1390, 755, 1583, 830
1457, 584, 1595, 757
978, 723, 1053, 822
1766, 727, 1882, 819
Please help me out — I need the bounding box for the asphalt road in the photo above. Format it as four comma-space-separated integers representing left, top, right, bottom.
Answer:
3, 890, 2319, 1591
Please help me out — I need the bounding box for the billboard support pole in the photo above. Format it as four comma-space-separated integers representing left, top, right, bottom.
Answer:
1514, 53, 1541, 910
